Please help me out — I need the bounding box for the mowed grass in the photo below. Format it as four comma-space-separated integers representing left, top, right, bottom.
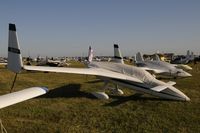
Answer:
0, 62, 200, 133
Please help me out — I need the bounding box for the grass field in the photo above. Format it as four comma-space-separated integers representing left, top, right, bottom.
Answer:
0, 62, 200, 133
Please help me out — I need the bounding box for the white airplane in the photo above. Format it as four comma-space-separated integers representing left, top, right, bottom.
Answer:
0, 87, 48, 109
7, 23, 190, 101
151, 54, 193, 71
135, 52, 192, 78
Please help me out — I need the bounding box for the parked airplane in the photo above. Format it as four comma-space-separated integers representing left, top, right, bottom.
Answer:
7, 23, 190, 101
152, 54, 192, 71
135, 52, 192, 78
171, 50, 195, 64
36, 56, 69, 67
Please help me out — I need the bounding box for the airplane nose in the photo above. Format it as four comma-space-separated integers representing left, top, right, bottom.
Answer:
184, 71, 192, 77
166, 85, 190, 101
175, 91, 190, 101
178, 70, 192, 77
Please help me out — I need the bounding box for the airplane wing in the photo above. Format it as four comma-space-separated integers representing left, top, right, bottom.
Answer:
0, 87, 48, 109
23, 65, 143, 83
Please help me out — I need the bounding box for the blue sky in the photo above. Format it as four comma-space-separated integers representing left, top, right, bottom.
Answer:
0, 0, 200, 57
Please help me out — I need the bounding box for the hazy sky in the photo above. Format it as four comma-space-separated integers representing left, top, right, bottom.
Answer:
0, 0, 200, 57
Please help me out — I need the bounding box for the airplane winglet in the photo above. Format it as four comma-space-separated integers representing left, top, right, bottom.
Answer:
113, 44, 124, 64
8, 23, 23, 73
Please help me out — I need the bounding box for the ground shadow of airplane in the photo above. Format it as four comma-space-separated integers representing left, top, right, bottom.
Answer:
104, 94, 175, 107
41, 83, 96, 99
40, 83, 175, 106
85, 79, 103, 84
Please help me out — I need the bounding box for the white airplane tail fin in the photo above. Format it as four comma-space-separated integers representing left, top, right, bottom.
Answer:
8, 23, 23, 73
113, 44, 124, 64
135, 52, 144, 63
88, 46, 93, 63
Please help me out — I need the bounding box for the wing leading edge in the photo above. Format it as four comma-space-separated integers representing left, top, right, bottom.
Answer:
24, 65, 143, 83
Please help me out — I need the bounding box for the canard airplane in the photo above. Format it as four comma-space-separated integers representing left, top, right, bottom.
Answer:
7, 23, 190, 101
135, 52, 192, 78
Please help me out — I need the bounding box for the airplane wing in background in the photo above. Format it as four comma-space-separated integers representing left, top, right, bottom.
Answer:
23, 65, 143, 83
0, 87, 48, 109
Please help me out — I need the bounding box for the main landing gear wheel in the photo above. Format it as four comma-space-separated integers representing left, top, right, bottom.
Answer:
92, 82, 110, 99
91, 92, 109, 100
108, 85, 124, 95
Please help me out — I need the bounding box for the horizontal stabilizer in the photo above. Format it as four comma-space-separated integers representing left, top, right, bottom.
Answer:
0, 87, 48, 109
150, 85, 167, 92
167, 81, 176, 86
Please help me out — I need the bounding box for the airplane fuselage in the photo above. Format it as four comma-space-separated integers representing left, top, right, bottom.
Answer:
88, 62, 190, 101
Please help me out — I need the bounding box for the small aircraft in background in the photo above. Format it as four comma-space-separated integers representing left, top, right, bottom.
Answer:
135, 52, 192, 78
171, 50, 195, 64
7, 23, 190, 101
0, 58, 7, 66
36, 56, 69, 67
